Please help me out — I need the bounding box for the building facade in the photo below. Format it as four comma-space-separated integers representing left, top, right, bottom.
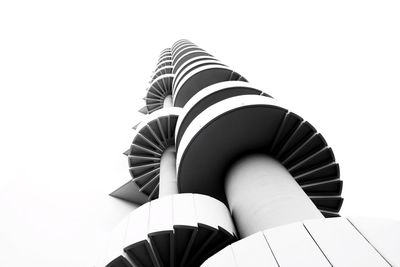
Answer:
98, 40, 399, 267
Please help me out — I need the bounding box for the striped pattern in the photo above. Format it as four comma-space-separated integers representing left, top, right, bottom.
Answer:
170, 41, 246, 108
177, 95, 343, 216
141, 40, 248, 113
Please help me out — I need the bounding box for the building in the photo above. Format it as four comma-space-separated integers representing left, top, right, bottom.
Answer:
97, 40, 400, 266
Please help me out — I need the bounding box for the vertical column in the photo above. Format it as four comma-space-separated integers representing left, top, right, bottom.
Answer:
225, 154, 324, 238
159, 147, 178, 197
163, 95, 173, 108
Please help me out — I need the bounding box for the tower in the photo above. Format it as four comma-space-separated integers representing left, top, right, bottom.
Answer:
98, 40, 400, 266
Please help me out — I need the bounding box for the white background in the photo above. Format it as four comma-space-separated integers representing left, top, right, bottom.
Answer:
1, 0, 400, 266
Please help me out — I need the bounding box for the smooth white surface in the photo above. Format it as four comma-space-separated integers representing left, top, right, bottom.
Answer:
304, 218, 390, 266
193, 194, 236, 235
264, 222, 330, 267
159, 147, 177, 196
162, 95, 173, 108
124, 204, 150, 246
149, 195, 174, 233
201, 245, 237, 267
226, 155, 323, 237
172, 194, 197, 227
349, 217, 400, 266
203, 217, 400, 267
1, 1, 400, 266
232, 232, 278, 267
99, 217, 130, 266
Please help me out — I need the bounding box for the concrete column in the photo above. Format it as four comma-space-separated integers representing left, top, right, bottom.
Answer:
163, 95, 173, 108
159, 147, 178, 197
225, 154, 323, 238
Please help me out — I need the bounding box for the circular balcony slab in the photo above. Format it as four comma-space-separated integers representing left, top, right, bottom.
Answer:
173, 46, 204, 65
172, 60, 227, 96
172, 50, 212, 74
171, 39, 192, 50
172, 44, 198, 58
172, 46, 200, 62
100, 194, 237, 267
171, 56, 219, 89
172, 41, 195, 52
173, 65, 247, 108
176, 94, 342, 216
175, 81, 271, 149
172, 42, 195, 55
128, 108, 181, 200
202, 217, 400, 267
140, 74, 174, 114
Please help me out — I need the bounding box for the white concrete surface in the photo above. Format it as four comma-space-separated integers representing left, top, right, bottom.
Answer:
203, 217, 398, 267
163, 95, 173, 108
159, 147, 178, 197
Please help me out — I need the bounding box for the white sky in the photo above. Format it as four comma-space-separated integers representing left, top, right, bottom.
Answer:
1, 0, 400, 266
